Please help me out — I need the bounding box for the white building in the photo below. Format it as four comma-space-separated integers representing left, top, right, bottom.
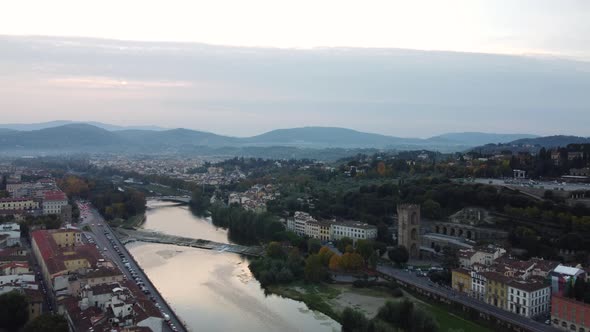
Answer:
459, 245, 506, 268
331, 221, 378, 242
0, 223, 22, 248
43, 191, 68, 215
471, 271, 487, 301
286, 211, 316, 237
507, 280, 551, 318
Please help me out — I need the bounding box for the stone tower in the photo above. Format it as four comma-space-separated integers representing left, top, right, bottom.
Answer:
397, 204, 421, 259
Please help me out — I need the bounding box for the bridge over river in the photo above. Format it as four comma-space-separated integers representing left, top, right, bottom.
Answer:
146, 195, 192, 204
115, 228, 265, 257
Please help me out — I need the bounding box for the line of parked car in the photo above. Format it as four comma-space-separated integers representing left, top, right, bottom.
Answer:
103, 230, 179, 331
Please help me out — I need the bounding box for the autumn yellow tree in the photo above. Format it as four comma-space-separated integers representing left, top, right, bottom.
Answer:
329, 254, 342, 271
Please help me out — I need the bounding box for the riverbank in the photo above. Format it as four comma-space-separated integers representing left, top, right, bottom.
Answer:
266, 282, 493, 332
109, 214, 146, 229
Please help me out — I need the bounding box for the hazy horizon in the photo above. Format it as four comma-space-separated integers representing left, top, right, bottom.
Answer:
1, 35, 589, 138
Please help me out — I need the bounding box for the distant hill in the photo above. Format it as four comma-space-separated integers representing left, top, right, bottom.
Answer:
0, 121, 167, 131
0, 124, 122, 151
117, 128, 237, 147
0, 122, 549, 155
428, 132, 538, 146
472, 135, 590, 154
244, 127, 415, 148
508, 135, 590, 147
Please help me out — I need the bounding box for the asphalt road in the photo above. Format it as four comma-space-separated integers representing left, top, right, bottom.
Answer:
77, 202, 187, 332
377, 265, 560, 332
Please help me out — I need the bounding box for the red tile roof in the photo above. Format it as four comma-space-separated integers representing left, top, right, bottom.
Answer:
43, 191, 67, 201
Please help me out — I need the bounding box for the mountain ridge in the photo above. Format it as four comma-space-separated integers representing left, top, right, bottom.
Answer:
0, 122, 582, 156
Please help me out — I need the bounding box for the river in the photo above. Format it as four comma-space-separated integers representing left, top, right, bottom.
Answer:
126, 201, 340, 332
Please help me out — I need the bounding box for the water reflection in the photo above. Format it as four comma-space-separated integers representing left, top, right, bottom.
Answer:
128, 201, 340, 332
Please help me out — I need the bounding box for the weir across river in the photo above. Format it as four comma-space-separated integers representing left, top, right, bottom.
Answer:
115, 228, 265, 257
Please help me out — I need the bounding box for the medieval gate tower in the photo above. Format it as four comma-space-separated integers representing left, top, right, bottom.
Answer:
397, 204, 421, 259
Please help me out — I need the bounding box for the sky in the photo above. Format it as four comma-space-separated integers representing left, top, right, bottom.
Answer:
0, 0, 589, 137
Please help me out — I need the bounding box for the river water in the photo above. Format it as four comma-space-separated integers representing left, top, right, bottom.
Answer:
126, 201, 340, 332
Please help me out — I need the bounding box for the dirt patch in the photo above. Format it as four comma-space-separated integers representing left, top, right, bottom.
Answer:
328, 287, 392, 318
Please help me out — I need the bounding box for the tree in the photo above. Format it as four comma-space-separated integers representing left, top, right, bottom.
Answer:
304, 254, 326, 283
422, 199, 442, 219
368, 252, 379, 270
266, 242, 284, 259
356, 240, 374, 261
388, 246, 409, 266
319, 246, 335, 266
308, 238, 322, 254
0, 291, 29, 331
340, 253, 364, 271
341, 307, 369, 332
337, 237, 353, 253
23, 314, 68, 332
441, 247, 460, 270
329, 254, 342, 271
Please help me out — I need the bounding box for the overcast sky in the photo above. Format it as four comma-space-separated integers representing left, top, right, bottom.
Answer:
0, 1, 589, 137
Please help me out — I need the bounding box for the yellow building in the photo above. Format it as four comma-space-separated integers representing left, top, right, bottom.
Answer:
452, 268, 472, 294
483, 271, 509, 310
0, 197, 39, 210
51, 229, 82, 248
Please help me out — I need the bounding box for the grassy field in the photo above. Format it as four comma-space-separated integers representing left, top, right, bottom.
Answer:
419, 301, 493, 332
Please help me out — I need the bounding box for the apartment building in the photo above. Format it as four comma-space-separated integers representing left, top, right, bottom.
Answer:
43, 191, 68, 215
331, 221, 378, 242
507, 280, 551, 318
0, 197, 39, 211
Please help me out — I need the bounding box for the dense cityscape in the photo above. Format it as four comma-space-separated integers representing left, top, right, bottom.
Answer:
1, 2, 589, 331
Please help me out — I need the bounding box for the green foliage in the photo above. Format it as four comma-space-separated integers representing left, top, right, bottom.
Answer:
377, 299, 439, 332
210, 204, 286, 244
304, 254, 327, 283
340, 253, 364, 271
189, 186, 211, 213
0, 291, 29, 331
341, 307, 370, 332
356, 240, 375, 261
308, 238, 322, 254
388, 246, 409, 266
90, 182, 146, 221
23, 314, 68, 332
266, 242, 285, 259
336, 237, 354, 253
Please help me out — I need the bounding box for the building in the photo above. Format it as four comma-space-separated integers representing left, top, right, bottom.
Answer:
483, 272, 510, 310
0, 223, 22, 248
471, 270, 488, 301
458, 245, 506, 268
0, 197, 39, 211
43, 191, 68, 215
397, 204, 421, 259
507, 279, 551, 318
286, 211, 377, 242
331, 221, 377, 242
286, 211, 316, 237
513, 169, 526, 179
60, 204, 73, 224
31, 229, 98, 294
551, 295, 590, 331
452, 268, 472, 294
550, 264, 587, 296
